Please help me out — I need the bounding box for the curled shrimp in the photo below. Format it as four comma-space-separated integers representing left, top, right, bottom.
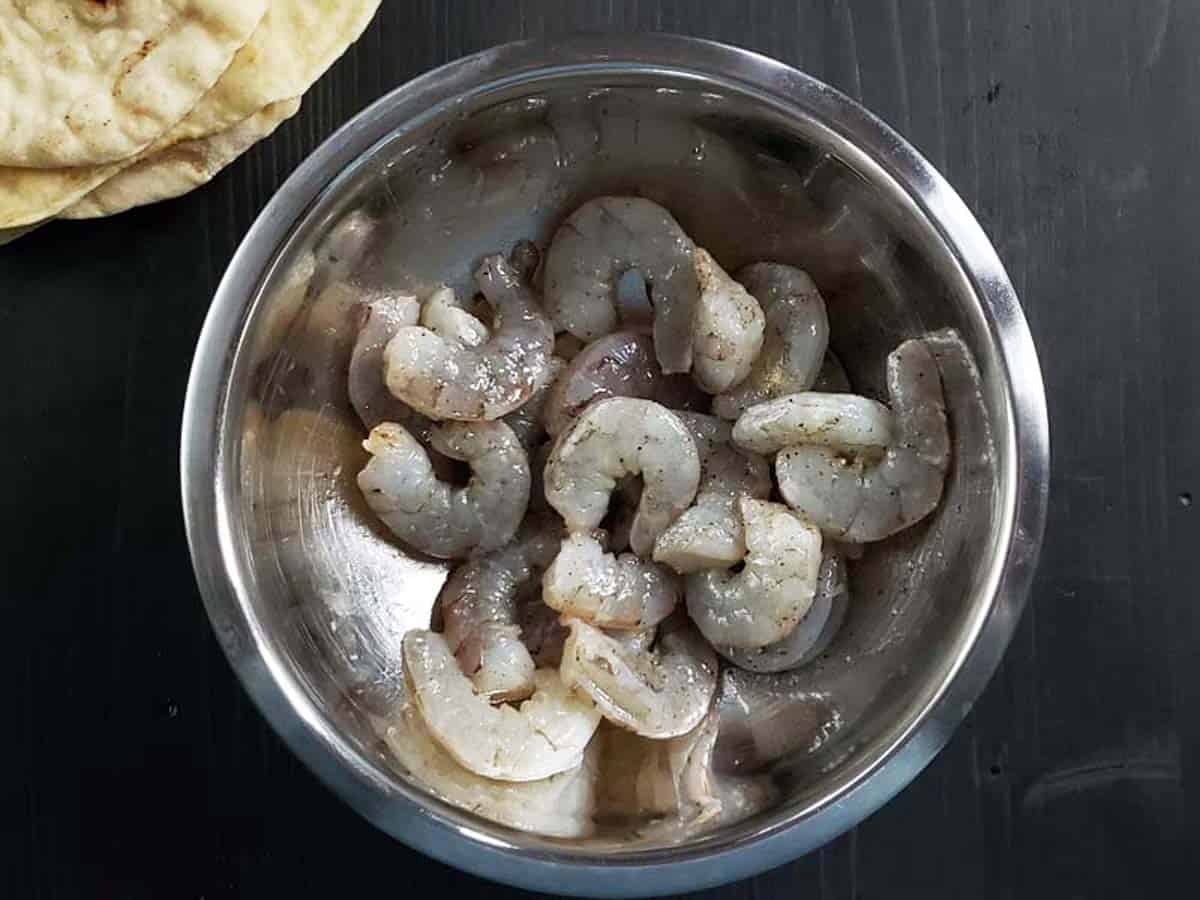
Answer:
542, 532, 680, 630
713, 262, 830, 419
690, 249, 765, 394
384, 254, 554, 420
403, 630, 601, 781
543, 196, 699, 373
357, 419, 529, 558
653, 413, 772, 574
686, 497, 823, 649
542, 331, 705, 438
544, 397, 701, 557
380, 678, 599, 838
732, 392, 895, 456
717, 551, 849, 673
348, 289, 469, 483
438, 516, 563, 702
775, 338, 950, 542
560, 615, 718, 739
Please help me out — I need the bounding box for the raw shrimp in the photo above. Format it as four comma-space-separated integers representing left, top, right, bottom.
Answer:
503, 356, 565, 450
542, 331, 703, 438
713, 263, 830, 419
775, 338, 949, 542
358, 419, 529, 558
686, 497, 823, 649
543, 197, 700, 373
717, 551, 849, 673
559, 615, 718, 739
732, 392, 894, 456
691, 248, 765, 394
380, 679, 599, 838
403, 631, 601, 782
544, 397, 701, 557
384, 253, 555, 420
542, 532, 680, 630
653, 413, 771, 574
348, 292, 425, 431
438, 517, 563, 702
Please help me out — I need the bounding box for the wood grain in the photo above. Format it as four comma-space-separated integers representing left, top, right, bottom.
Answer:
1, 1, 1196, 897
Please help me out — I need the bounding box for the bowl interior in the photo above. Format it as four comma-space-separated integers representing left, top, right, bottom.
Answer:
221, 71, 1008, 856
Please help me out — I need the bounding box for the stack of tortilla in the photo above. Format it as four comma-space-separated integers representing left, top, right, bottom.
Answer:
0, 1, 382, 243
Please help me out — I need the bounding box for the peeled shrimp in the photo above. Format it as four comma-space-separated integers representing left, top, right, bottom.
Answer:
417, 286, 561, 448
438, 517, 563, 702
403, 630, 601, 782
690, 248, 765, 394
384, 254, 555, 420
686, 497, 822, 649
380, 679, 599, 838
559, 615, 718, 739
544, 397, 701, 557
732, 392, 894, 456
712, 263, 830, 419
542, 532, 680, 630
543, 331, 705, 438
543, 197, 700, 373
776, 338, 949, 542
717, 551, 849, 672
358, 420, 529, 558
653, 413, 772, 574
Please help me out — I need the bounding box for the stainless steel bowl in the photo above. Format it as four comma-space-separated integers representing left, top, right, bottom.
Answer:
182, 35, 1049, 897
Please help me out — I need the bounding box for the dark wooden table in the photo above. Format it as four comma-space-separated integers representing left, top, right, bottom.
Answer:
3, 2, 1196, 897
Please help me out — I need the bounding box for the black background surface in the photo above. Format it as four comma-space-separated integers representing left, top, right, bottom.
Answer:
2, 2, 1196, 897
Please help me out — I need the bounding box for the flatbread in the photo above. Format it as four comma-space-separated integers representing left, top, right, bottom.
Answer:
0, 0, 381, 228
0, 1, 267, 168
61, 98, 301, 219
165, 0, 382, 144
